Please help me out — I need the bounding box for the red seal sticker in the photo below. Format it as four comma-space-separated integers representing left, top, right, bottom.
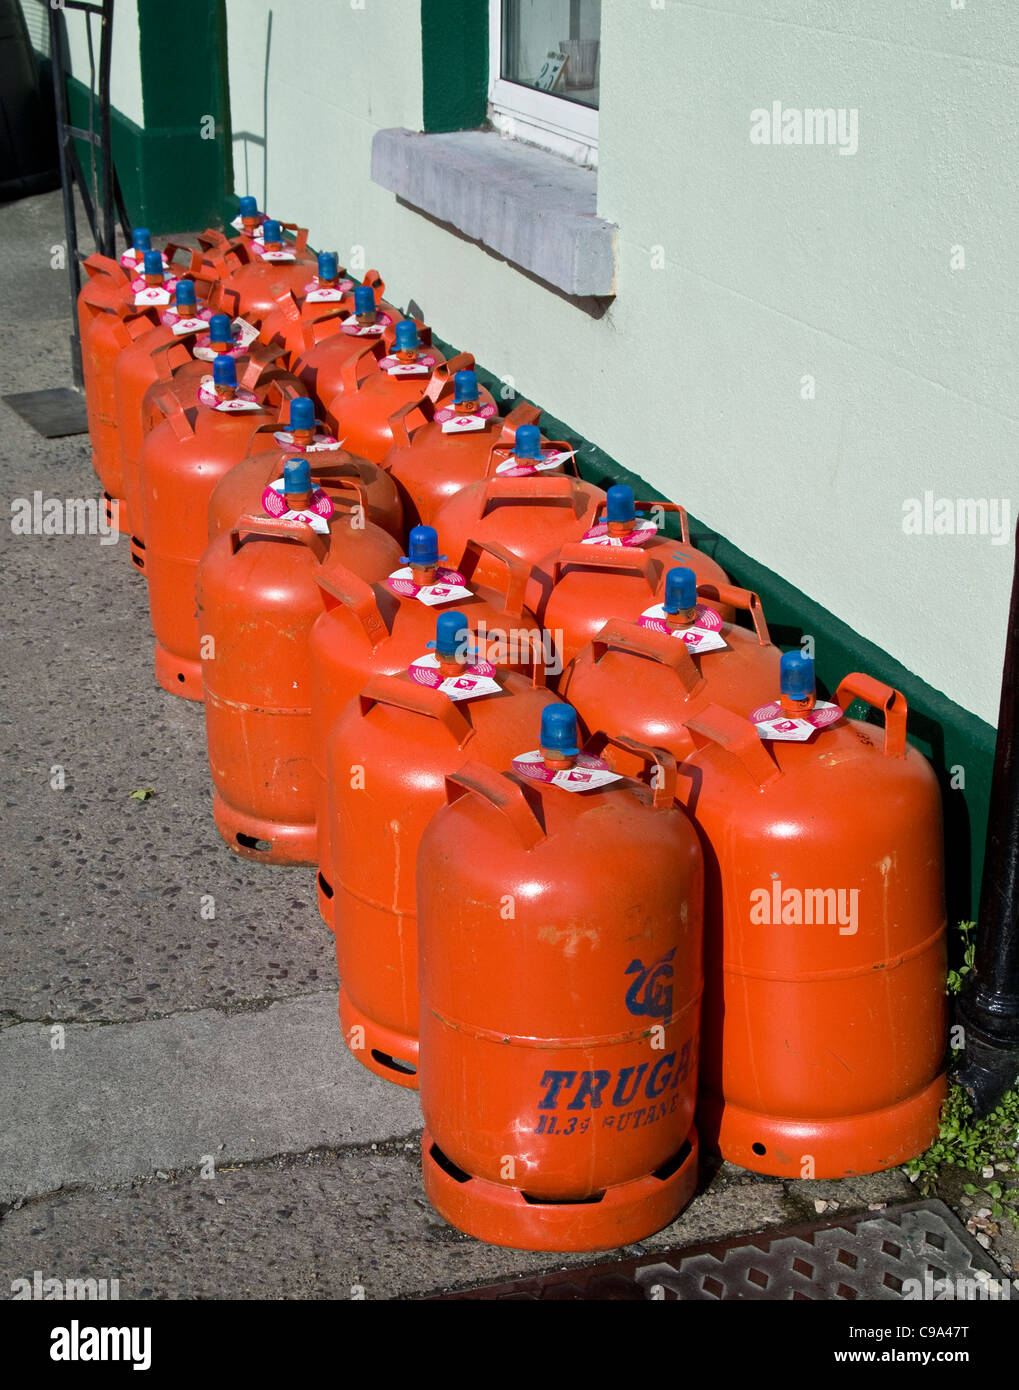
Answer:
386, 566, 472, 607
511, 750, 622, 791
750, 700, 843, 743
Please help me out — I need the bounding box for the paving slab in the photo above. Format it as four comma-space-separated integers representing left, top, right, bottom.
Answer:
0, 1148, 816, 1300
0, 993, 421, 1204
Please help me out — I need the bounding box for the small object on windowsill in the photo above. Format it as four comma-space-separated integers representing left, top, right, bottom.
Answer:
533, 51, 568, 93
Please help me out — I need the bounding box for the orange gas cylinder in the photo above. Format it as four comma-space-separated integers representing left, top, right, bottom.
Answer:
209, 398, 404, 543
540, 486, 734, 659
114, 276, 219, 575
78, 247, 199, 532
324, 321, 449, 463
678, 653, 947, 1179
326, 621, 559, 1089
432, 423, 606, 601
383, 370, 531, 529
417, 708, 703, 1252
308, 525, 543, 927
203, 203, 317, 325
138, 354, 305, 700
132, 332, 298, 573
256, 252, 363, 362
290, 280, 405, 407
197, 463, 402, 864
560, 570, 781, 758
78, 255, 148, 529
136, 313, 267, 448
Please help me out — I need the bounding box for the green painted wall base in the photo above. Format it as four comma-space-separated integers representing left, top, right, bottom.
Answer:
67, 77, 227, 233
64, 0, 231, 234
430, 334, 996, 927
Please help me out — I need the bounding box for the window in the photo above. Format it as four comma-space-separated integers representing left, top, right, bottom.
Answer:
488, 0, 601, 167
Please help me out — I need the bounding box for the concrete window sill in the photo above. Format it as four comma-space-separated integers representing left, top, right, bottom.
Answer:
370, 129, 617, 299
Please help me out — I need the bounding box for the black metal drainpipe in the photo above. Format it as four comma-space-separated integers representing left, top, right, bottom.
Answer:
954, 515, 1019, 1115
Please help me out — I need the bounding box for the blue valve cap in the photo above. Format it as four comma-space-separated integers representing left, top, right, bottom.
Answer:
317, 251, 338, 281
394, 320, 420, 353
238, 196, 258, 219
212, 354, 237, 387
664, 566, 698, 614
780, 651, 815, 701
132, 227, 151, 252
429, 610, 470, 658
261, 219, 282, 243
353, 284, 376, 316
453, 370, 479, 405
514, 424, 543, 461
289, 397, 316, 432
174, 278, 197, 308
606, 484, 636, 525
540, 704, 580, 757
400, 525, 443, 568
208, 313, 233, 344
142, 250, 162, 276
283, 457, 313, 495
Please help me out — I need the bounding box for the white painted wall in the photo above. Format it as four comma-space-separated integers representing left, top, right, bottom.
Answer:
224, 0, 1017, 725
50, 0, 146, 128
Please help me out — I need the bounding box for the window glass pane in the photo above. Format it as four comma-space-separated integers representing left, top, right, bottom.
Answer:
501, 0, 601, 110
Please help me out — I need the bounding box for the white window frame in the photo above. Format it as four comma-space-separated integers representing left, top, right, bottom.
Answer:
488, 0, 599, 168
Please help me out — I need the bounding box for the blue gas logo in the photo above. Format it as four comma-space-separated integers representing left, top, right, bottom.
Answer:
624, 948, 675, 1019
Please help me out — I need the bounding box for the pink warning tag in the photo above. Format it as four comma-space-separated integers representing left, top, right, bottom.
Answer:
271, 429, 342, 453
197, 377, 261, 413
340, 312, 393, 337
250, 243, 295, 263
131, 273, 178, 308
408, 654, 500, 702
303, 277, 354, 302
121, 249, 170, 272
261, 477, 334, 530
386, 566, 472, 607
377, 352, 437, 379
511, 751, 622, 791
638, 602, 727, 653
581, 518, 658, 548
495, 446, 576, 477
161, 307, 213, 337
193, 317, 258, 361
434, 402, 497, 435
750, 700, 843, 743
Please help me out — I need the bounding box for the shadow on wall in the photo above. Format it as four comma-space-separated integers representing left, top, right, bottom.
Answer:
230, 7, 271, 206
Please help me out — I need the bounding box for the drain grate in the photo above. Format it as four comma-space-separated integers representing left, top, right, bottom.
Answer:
429, 1200, 1006, 1300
